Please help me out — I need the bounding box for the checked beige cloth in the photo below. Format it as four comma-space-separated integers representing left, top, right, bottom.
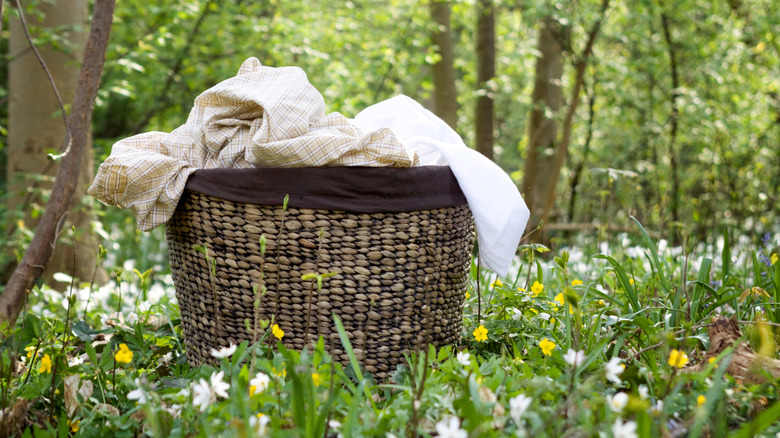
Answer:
88, 57, 418, 231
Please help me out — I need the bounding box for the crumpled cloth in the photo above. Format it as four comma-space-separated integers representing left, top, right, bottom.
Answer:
355, 96, 529, 276
88, 57, 418, 230
90, 57, 529, 275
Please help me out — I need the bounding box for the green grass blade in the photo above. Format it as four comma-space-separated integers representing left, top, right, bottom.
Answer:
690, 257, 712, 320
630, 215, 671, 292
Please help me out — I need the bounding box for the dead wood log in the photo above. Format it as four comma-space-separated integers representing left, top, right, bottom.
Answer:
684, 316, 780, 385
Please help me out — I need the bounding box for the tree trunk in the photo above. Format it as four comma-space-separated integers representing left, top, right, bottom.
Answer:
1, 0, 115, 331
475, 0, 495, 160
430, 0, 458, 130
7, 0, 104, 288
520, 18, 564, 233
521, 1, 609, 237
660, 11, 682, 244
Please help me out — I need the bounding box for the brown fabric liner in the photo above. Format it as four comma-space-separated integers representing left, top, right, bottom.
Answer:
184, 166, 467, 212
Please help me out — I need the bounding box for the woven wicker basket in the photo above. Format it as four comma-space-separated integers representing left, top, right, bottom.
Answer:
166, 166, 474, 379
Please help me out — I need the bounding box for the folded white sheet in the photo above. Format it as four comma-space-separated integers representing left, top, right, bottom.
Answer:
354, 95, 530, 276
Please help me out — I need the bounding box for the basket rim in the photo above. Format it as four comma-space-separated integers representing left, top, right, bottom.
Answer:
183, 166, 467, 213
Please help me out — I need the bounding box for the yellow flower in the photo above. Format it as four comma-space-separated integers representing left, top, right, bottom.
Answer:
550, 317, 556, 324
114, 343, 133, 364
517, 287, 526, 293
668, 349, 689, 368
771, 253, 778, 266
473, 325, 488, 342
531, 281, 544, 296
312, 372, 322, 387
464, 291, 471, 299
539, 338, 556, 356
490, 279, 503, 288
25, 345, 37, 360
272, 324, 285, 340
39, 354, 52, 374
554, 293, 564, 306
697, 395, 706, 406
68, 420, 80, 433
571, 279, 583, 286
598, 299, 606, 306
629, 278, 635, 285
529, 308, 538, 314
272, 367, 286, 378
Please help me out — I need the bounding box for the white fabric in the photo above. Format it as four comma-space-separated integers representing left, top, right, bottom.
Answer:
354, 95, 530, 276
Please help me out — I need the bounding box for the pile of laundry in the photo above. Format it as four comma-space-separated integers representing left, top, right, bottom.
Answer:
89, 57, 529, 276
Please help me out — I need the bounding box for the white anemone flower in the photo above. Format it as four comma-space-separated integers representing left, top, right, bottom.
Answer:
435, 417, 467, 438
210, 343, 237, 359
563, 349, 585, 367
249, 413, 271, 435
607, 392, 629, 413
250, 372, 271, 395
456, 351, 471, 366
192, 378, 214, 412
509, 394, 532, 424
127, 378, 148, 404
210, 371, 230, 399
612, 418, 638, 438
605, 357, 624, 384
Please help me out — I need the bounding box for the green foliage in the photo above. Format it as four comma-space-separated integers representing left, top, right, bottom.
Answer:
1, 226, 778, 436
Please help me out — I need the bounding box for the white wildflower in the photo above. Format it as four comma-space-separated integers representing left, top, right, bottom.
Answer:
509, 394, 532, 424
605, 357, 624, 384
456, 351, 471, 366
68, 355, 85, 368
612, 418, 638, 438
638, 385, 649, 400
127, 378, 148, 404
158, 352, 173, 366
126, 312, 139, 325
191, 371, 230, 412
210, 370, 230, 399
210, 343, 237, 359
192, 378, 214, 412
649, 400, 664, 416
250, 372, 271, 395
328, 419, 341, 429
538, 312, 551, 321
607, 392, 629, 413
139, 301, 152, 313
509, 308, 523, 320
563, 349, 585, 367
249, 414, 270, 435
435, 417, 467, 438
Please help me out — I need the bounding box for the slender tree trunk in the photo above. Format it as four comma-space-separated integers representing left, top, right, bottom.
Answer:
430, 0, 458, 129
7, 0, 104, 288
475, 0, 495, 160
1, 0, 115, 331
660, 11, 682, 243
522, 0, 610, 236
567, 74, 597, 223
521, 18, 564, 232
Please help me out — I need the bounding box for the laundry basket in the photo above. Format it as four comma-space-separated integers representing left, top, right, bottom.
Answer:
166, 166, 475, 379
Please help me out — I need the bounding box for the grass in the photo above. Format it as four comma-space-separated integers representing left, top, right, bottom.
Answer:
0, 227, 778, 437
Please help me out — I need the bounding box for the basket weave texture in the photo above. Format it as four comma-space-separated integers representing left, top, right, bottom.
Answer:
166, 167, 475, 380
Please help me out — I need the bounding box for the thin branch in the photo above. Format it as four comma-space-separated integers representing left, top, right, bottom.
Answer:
131, 0, 216, 134
14, 0, 73, 157
0, 0, 116, 332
